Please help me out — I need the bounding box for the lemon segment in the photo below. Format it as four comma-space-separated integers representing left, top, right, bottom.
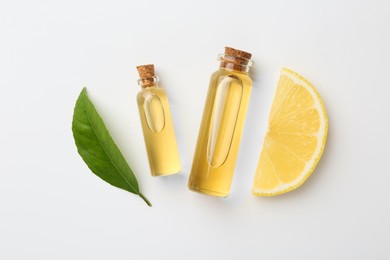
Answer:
252, 68, 328, 196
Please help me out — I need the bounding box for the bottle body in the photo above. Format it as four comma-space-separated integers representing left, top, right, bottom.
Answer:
188, 68, 252, 196
137, 86, 181, 176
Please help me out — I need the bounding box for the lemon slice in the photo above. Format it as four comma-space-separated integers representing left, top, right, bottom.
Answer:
252, 68, 328, 196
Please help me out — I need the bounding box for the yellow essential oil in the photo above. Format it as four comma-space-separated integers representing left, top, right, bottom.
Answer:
188, 47, 254, 197
136, 64, 181, 176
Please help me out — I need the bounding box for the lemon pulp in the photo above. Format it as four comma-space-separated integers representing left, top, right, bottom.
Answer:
252, 68, 328, 196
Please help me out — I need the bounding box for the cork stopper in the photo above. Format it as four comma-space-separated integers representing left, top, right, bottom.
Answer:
220, 47, 253, 72
136, 64, 156, 87
224, 47, 252, 60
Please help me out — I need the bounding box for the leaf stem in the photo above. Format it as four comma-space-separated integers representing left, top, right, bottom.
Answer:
139, 193, 152, 207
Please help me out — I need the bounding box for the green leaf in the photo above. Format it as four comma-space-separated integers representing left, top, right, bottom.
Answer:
72, 87, 151, 206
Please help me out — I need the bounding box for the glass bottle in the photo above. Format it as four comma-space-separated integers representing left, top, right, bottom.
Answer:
188, 47, 254, 197
136, 64, 181, 176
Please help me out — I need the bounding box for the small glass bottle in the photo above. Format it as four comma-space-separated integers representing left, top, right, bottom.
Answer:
188, 47, 254, 197
136, 64, 181, 176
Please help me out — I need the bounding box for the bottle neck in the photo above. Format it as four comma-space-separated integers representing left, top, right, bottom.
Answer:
218, 54, 254, 74
138, 76, 160, 88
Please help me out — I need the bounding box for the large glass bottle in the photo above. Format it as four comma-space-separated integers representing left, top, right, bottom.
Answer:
136, 64, 181, 176
188, 47, 254, 197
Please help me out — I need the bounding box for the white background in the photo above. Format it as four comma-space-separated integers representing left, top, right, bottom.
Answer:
1, 0, 390, 259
